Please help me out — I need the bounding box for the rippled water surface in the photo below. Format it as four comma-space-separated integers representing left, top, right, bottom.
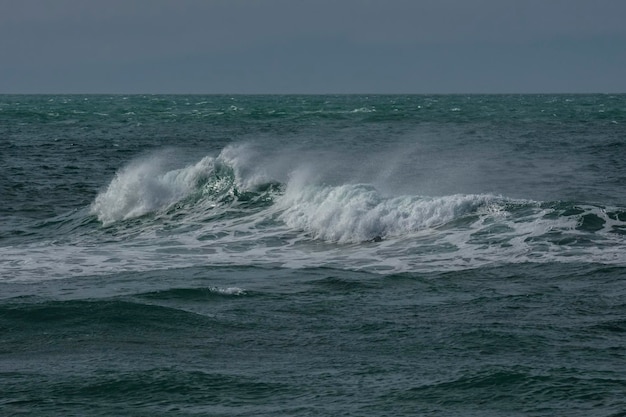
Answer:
1, 95, 625, 416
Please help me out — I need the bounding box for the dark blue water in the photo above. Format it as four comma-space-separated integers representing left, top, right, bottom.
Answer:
1, 95, 626, 416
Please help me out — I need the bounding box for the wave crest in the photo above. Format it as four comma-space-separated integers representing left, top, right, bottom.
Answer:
278, 181, 498, 243
91, 145, 504, 243
90, 150, 245, 225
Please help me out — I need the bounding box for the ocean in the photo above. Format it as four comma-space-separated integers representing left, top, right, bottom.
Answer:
1, 94, 625, 416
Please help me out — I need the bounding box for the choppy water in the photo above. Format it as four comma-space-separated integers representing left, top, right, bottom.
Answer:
1, 94, 625, 416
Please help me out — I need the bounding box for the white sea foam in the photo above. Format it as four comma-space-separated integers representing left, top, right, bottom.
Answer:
277, 174, 497, 243
211, 286, 246, 296
3, 201, 626, 283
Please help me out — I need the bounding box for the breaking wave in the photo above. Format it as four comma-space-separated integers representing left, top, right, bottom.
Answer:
90, 146, 277, 226
86, 145, 626, 255
0, 143, 597, 282
89, 146, 511, 244
278, 181, 500, 243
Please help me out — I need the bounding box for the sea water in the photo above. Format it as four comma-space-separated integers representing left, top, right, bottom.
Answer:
1, 95, 625, 416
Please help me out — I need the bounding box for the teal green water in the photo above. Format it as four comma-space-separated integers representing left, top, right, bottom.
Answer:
1, 95, 626, 416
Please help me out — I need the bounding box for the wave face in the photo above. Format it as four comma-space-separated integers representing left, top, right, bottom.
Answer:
91, 153, 218, 225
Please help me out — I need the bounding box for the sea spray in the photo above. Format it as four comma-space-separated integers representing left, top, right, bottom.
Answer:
90, 153, 217, 225
90, 145, 286, 226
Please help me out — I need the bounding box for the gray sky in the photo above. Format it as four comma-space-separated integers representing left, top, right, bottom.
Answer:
1, 0, 625, 93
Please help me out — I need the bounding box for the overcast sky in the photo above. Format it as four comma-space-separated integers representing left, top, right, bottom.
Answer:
1, 0, 625, 93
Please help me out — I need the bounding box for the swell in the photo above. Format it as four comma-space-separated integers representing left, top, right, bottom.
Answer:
0, 296, 255, 357
383, 366, 626, 412
1, 368, 296, 416
0, 299, 209, 332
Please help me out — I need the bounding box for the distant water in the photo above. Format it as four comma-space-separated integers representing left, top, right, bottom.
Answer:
1, 95, 625, 416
